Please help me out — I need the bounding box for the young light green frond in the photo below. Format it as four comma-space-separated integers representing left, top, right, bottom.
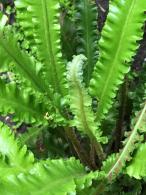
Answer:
75, 0, 98, 85
0, 158, 99, 195
67, 55, 107, 161
0, 28, 46, 93
0, 79, 48, 124
126, 143, 146, 179
15, 0, 67, 95
89, 0, 146, 124
0, 122, 34, 172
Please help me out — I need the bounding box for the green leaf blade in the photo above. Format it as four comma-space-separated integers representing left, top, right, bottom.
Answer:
90, 0, 146, 124
15, 0, 67, 95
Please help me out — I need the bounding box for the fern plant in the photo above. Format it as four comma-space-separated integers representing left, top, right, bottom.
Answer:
0, 0, 146, 194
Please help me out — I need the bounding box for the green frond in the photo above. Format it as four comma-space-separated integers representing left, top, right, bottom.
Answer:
75, 0, 98, 85
0, 122, 34, 174
0, 79, 48, 124
101, 154, 118, 175
15, 0, 67, 95
67, 55, 107, 160
0, 28, 47, 94
0, 157, 100, 195
89, 0, 146, 125
126, 143, 146, 179
105, 102, 146, 182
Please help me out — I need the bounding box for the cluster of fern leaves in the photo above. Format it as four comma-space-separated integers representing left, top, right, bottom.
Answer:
0, 0, 146, 194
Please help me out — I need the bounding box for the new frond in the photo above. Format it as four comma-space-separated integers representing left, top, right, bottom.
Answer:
67, 55, 107, 160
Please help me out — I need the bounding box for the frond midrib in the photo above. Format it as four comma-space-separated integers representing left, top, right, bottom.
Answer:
97, 0, 137, 117
0, 95, 44, 118
0, 38, 46, 93
41, 0, 61, 94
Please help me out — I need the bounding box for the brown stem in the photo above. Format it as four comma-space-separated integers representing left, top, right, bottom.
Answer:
114, 78, 128, 152
92, 137, 106, 163
90, 143, 97, 169
64, 127, 93, 169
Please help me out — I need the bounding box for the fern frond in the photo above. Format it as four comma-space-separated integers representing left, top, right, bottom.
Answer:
100, 101, 146, 184
95, 101, 146, 195
0, 122, 34, 173
89, 0, 146, 125
0, 28, 47, 94
15, 0, 67, 95
75, 0, 98, 85
126, 143, 146, 179
0, 79, 48, 124
0, 157, 101, 195
67, 55, 107, 161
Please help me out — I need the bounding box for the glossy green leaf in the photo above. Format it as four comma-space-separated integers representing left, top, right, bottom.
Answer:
15, 0, 67, 95
90, 0, 146, 125
126, 143, 146, 179
0, 122, 34, 174
0, 28, 46, 93
0, 158, 99, 195
0, 79, 48, 124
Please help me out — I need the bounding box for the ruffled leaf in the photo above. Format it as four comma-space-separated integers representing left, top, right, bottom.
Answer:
0, 158, 100, 195
0, 79, 48, 124
126, 143, 146, 179
15, 0, 67, 95
0, 122, 34, 172
104, 102, 146, 182
89, 0, 146, 125
67, 55, 107, 160
0, 27, 47, 93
